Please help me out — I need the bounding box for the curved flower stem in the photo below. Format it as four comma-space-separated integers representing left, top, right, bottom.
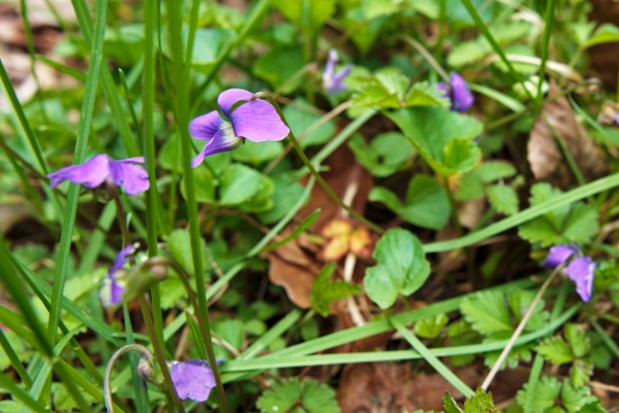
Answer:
255, 92, 383, 234
138, 296, 186, 412
480, 266, 563, 390
104, 344, 154, 412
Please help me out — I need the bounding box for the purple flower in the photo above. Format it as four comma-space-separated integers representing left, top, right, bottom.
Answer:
543, 243, 579, 268
543, 244, 596, 303
565, 256, 597, 303
322, 49, 352, 94
437, 72, 474, 112
170, 360, 217, 402
189, 89, 290, 167
99, 243, 138, 307
47, 154, 149, 195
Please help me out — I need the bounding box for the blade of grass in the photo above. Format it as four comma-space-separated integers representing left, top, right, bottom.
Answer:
424, 172, 619, 252
391, 317, 475, 397
124, 304, 150, 412
534, 0, 555, 116
48, 0, 108, 343
0, 373, 51, 413
0, 329, 32, 389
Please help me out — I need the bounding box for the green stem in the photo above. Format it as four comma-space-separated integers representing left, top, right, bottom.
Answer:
109, 185, 132, 247
104, 344, 154, 413
138, 296, 186, 412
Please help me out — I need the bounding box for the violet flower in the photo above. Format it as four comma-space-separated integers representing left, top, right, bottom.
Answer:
99, 243, 138, 307
437, 72, 474, 112
189, 88, 290, 167
322, 49, 352, 94
565, 256, 597, 303
170, 360, 217, 402
47, 154, 149, 195
543, 244, 596, 303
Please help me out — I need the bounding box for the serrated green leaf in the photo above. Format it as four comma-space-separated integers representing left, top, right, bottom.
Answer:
578, 400, 608, 413
414, 313, 449, 339
158, 276, 186, 309
443, 391, 463, 413
460, 291, 512, 334
561, 381, 596, 413
474, 161, 517, 183
487, 184, 519, 215
565, 324, 591, 358
463, 388, 500, 413
516, 375, 562, 413
348, 132, 414, 177
537, 336, 573, 364
311, 263, 362, 317
518, 183, 599, 247
256, 378, 340, 413
386, 107, 483, 177
484, 341, 533, 369
508, 290, 548, 332
352, 81, 401, 108
405, 81, 449, 108
364, 228, 431, 309
571, 358, 593, 388
370, 175, 450, 230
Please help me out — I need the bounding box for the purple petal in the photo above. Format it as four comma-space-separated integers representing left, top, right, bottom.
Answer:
110, 279, 125, 305
99, 278, 125, 307
436, 82, 449, 98
192, 129, 243, 167
543, 244, 578, 268
48, 154, 111, 189
449, 72, 474, 112
323, 50, 351, 94
217, 88, 254, 117
109, 159, 150, 195
565, 256, 596, 302
189, 111, 225, 141
110, 243, 139, 275
170, 360, 217, 402
228, 100, 290, 143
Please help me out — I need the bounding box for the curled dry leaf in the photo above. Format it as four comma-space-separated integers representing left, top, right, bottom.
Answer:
528, 87, 607, 189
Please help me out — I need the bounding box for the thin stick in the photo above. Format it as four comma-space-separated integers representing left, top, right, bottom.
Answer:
104, 344, 154, 412
480, 266, 562, 390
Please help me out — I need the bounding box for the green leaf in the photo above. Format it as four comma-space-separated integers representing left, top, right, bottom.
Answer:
370, 175, 450, 230
463, 388, 500, 413
518, 183, 599, 247
571, 358, 593, 388
254, 47, 305, 94
508, 289, 549, 332
583, 23, 619, 49
272, 0, 336, 31
257, 174, 306, 224
386, 106, 483, 177
233, 140, 285, 165
348, 132, 414, 177
212, 319, 244, 359
474, 161, 517, 183
443, 392, 463, 413
189, 28, 234, 70
256, 378, 340, 413
454, 172, 485, 201
405, 81, 449, 108
561, 381, 597, 413
167, 229, 209, 279
219, 163, 263, 206
181, 166, 215, 203
158, 276, 186, 309
483, 341, 533, 370
516, 375, 562, 413
537, 336, 573, 364
460, 291, 512, 334
311, 263, 362, 317
486, 185, 519, 215
283, 98, 336, 148
565, 324, 591, 358
364, 228, 431, 309
414, 314, 449, 339
238, 173, 275, 213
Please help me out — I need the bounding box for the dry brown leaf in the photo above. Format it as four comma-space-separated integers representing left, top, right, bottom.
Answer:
528, 88, 607, 189
264, 145, 373, 308
588, 0, 619, 88
337, 363, 479, 413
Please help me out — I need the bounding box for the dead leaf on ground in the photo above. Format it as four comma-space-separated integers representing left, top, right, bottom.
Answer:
263, 145, 373, 308
337, 362, 480, 413
528, 86, 607, 189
